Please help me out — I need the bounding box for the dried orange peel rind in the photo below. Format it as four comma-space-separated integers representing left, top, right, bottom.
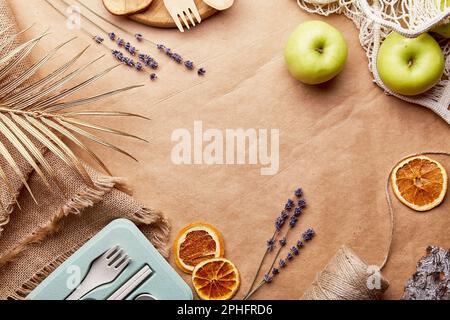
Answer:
391, 156, 447, 212
192, 258, 240, 300
173, 222, 225, 274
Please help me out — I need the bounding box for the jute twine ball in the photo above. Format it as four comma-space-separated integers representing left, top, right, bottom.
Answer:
301, 246, 389, 300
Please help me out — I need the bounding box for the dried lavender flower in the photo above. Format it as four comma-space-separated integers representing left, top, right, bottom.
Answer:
245, 226, 317, 300
135, 62, 143, 71
285, 199, 294, 210
298, 199, 306, 209
149, 61, 159, 70
157, 44, 166, 50
172, 53, 183, 64
135, 33, 143, 42
93, 36, 104, 44
266, 239, 275, 252
264, 274, 273, 283
117, 38, 125, 47
150, 73, 158, 81
185, 60, 194, 70
302, 228, 315, 241
123, 42, 137, 56
198, 68, 206, 76
275, 216, 286, 231
246, 187, 310, 300
289, 216, 298, 228
108, 32, 116, 41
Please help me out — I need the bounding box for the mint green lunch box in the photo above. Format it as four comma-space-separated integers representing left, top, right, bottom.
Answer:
28, 219, 192, 300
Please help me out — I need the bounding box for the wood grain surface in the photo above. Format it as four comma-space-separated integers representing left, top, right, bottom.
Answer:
103, 0, 153, 16
129, 0, 217, 28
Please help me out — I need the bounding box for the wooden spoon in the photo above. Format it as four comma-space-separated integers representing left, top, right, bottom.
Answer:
202, 0, 234, 11
103, 0, 153, 16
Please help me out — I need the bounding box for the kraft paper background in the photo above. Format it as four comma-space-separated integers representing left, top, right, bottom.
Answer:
8, 0, 450, 299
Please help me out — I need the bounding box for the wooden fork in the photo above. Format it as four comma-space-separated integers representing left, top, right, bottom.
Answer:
163, 0, 202, 32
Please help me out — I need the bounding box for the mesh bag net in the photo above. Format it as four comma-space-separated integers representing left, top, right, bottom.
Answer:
297, 0, 450, 123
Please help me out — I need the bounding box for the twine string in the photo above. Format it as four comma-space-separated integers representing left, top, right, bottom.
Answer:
302, 151, 450, 300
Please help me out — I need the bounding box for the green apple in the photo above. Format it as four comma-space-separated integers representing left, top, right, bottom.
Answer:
284, 20, 348, 85
432, 0, 450, 38
377, 32, 444, 96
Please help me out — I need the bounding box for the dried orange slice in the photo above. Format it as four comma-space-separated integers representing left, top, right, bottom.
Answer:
192, 258, 240, 300
392, 156, 447, 211
173, 223, 224, 274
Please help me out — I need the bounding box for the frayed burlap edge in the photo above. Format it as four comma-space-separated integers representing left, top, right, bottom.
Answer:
8, 247, 79, 300
0, 190, 21, 236
0, 146, 51, 237
0, 173, 170, 268
0, 175, 170, 300
0, 175, 123, 267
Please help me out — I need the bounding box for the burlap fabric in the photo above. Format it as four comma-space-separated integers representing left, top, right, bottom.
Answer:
0, 0, 170, 300
0, 0, 35, 234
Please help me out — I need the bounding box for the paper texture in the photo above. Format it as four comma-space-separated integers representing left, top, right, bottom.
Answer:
6, 0, 450, 299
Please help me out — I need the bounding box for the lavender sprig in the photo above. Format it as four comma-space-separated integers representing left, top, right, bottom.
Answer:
263, 200, 306, 275
57, 1, 203, 81
245, 188, 307, 299
158, 44, 193, 69
93, 36, 104, 44
244, 228, 316, 300
139, 53, 158, 70
111, 49, 158, 80
94, 29, 206, 79
111, 34, 160, 71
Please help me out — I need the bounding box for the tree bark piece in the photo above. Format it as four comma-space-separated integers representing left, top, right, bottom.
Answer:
403, 246, 450, 300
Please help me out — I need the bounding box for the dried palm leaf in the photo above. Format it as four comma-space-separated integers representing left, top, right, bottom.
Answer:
0, 29, 148, 202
